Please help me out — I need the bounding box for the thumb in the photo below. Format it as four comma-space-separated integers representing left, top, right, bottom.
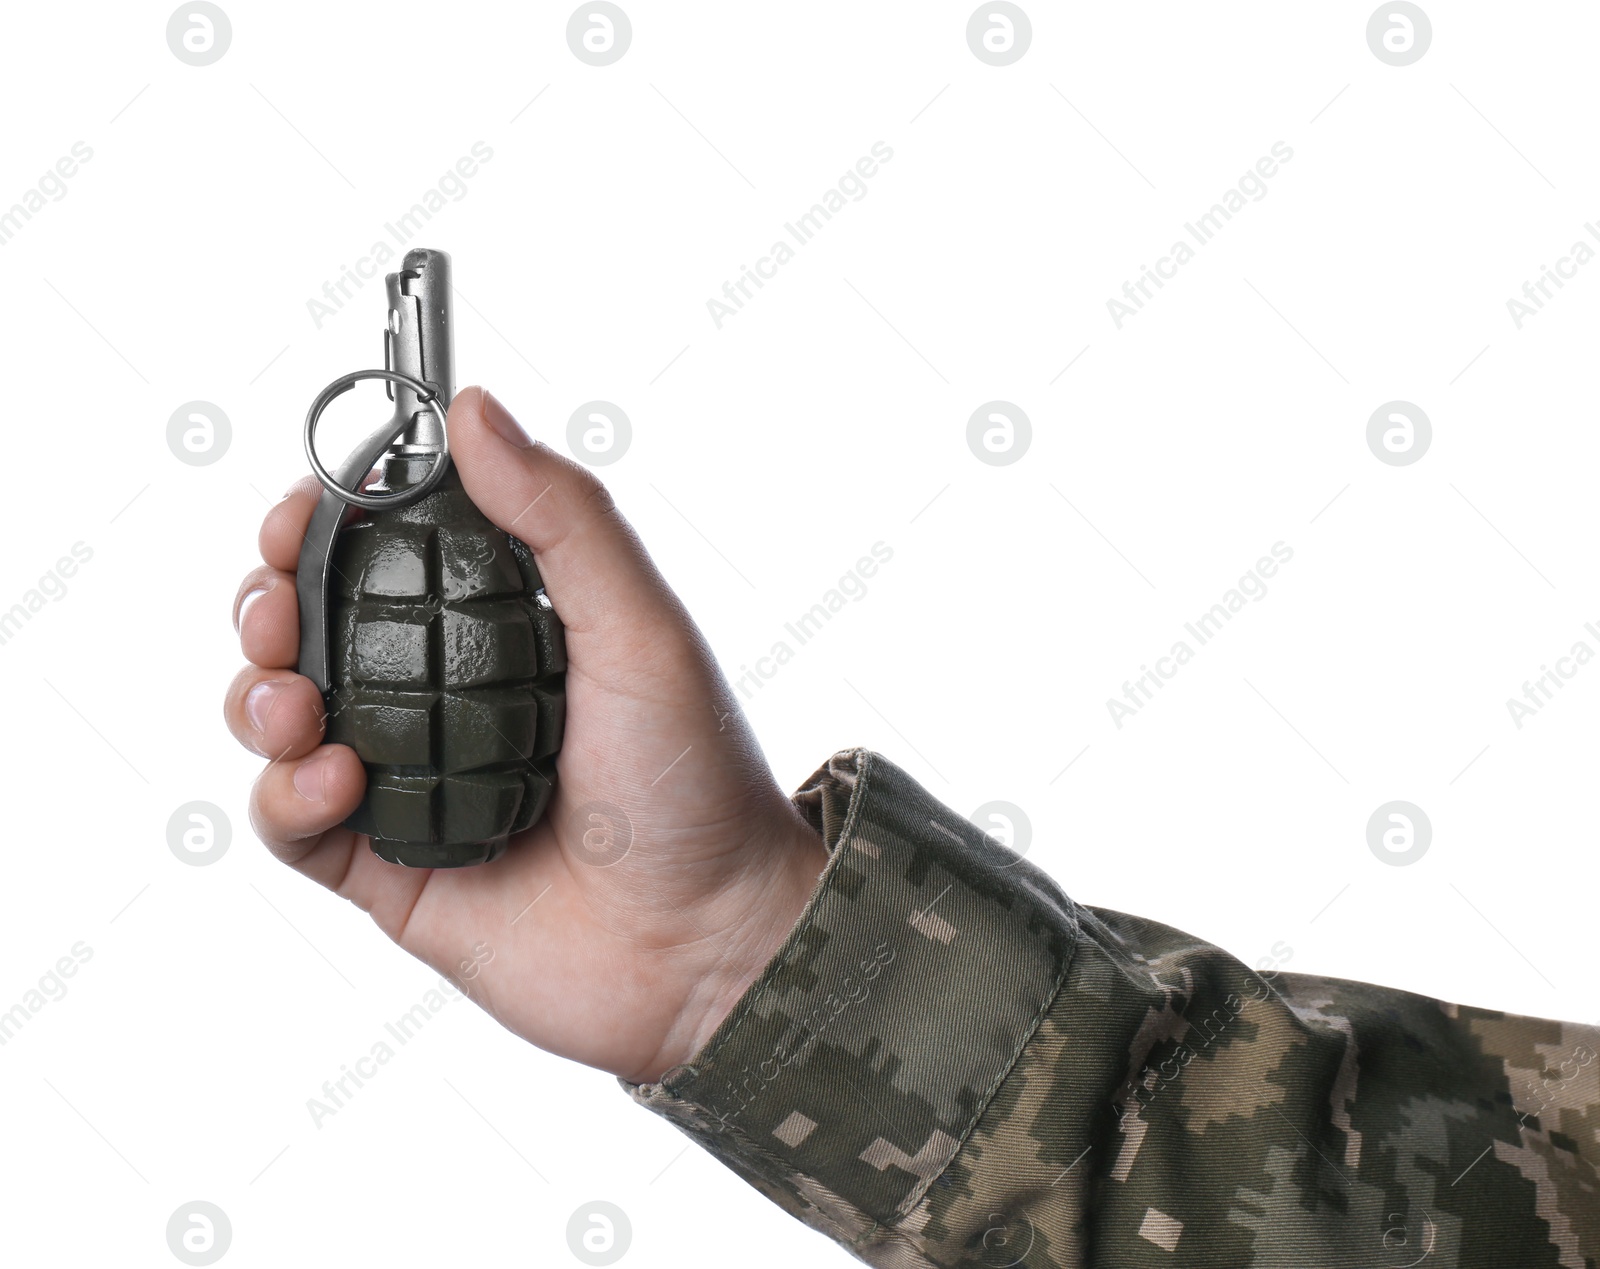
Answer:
445, 385, 679, 641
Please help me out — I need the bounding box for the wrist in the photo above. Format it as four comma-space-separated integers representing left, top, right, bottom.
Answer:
631, 809, 829, 1084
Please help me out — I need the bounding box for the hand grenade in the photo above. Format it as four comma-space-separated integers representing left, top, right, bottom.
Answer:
296, 248, 565, 868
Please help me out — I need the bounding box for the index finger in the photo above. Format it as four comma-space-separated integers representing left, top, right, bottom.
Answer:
260, 475, 324, 573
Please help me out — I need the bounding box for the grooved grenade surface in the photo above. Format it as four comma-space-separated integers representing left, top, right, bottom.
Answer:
323, 465, 566, 867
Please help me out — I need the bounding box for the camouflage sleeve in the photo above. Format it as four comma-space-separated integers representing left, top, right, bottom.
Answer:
619, 748, 1600, 1267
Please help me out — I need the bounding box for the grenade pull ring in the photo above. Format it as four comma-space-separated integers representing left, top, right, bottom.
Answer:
302, 369, 451, 512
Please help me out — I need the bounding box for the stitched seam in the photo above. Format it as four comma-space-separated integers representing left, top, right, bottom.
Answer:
652, 745, 1082, 1237
892, 887, 1085, 1219
663, 747, 875, 1089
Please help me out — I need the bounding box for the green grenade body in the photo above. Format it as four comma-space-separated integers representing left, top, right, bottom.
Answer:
324, 457, 566, 867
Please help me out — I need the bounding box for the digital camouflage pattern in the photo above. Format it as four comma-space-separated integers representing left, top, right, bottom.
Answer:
622, 749, 1599, 1266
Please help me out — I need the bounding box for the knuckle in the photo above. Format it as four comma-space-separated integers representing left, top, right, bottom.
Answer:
578, 474, 619, 523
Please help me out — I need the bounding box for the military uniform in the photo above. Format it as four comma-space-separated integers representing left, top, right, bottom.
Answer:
621, 749, 1599, 1267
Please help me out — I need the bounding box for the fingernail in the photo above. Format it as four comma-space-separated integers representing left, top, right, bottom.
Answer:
483, 390, 532, 448
294, 750, 330, 802
236, 585, 270, 633
245, 680, 282, 736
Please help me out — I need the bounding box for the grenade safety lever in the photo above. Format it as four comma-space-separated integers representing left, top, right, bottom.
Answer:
296, 248, 566, 868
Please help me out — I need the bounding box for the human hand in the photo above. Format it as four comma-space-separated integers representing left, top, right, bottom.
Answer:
223, 386, 828, 1083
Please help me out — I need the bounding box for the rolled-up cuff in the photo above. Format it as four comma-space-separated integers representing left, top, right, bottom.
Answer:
619, 747, 1080, 1226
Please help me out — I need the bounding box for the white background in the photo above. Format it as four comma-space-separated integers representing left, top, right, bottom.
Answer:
2, 2, 1597, 1265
